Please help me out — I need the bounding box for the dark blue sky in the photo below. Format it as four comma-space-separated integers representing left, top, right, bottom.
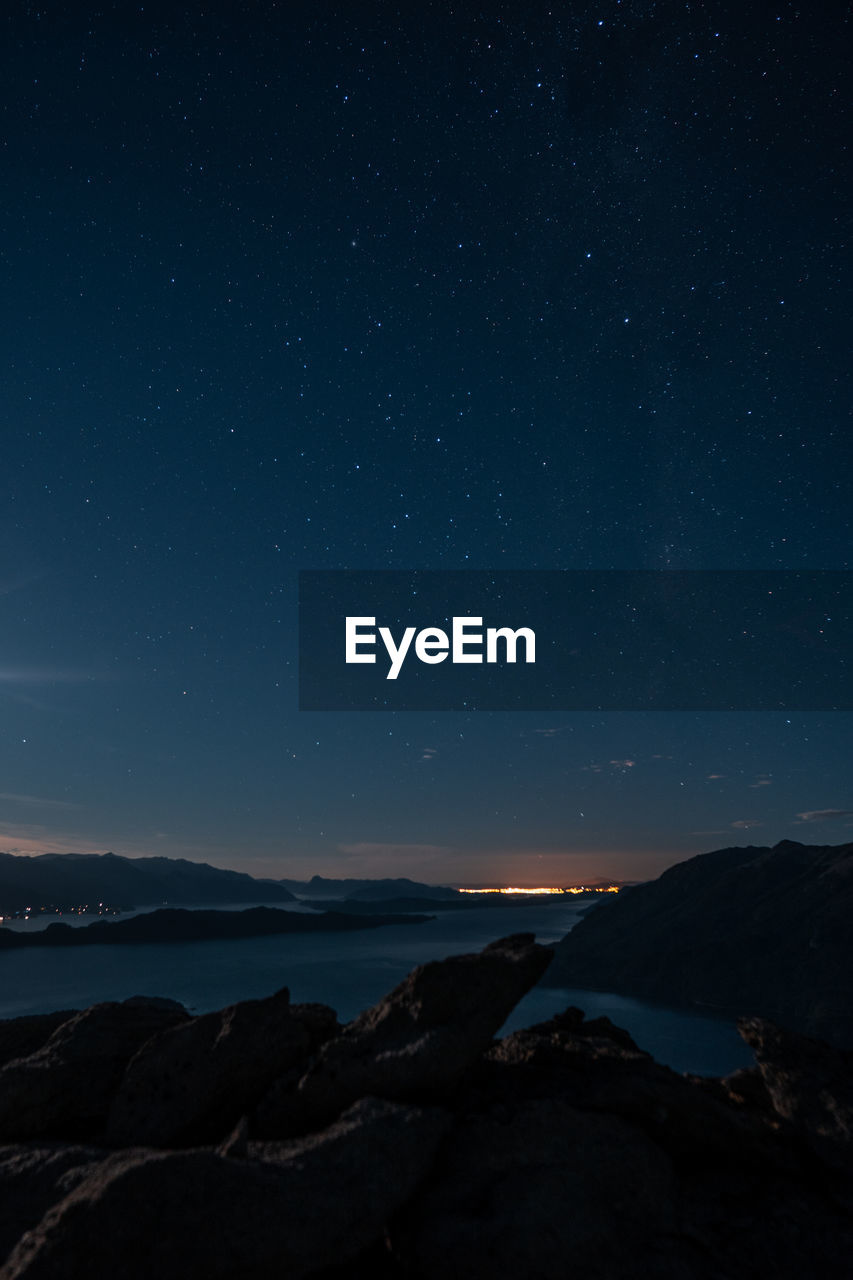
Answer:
1, 1, 850, 883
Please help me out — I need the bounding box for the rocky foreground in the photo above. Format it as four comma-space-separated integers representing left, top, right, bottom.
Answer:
0, 935, 851, 1279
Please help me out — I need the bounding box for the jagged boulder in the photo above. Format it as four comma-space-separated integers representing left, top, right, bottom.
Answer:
485, 1008, 785, 1166
0, 1014, 79, 1072
392, 1008, 853, 1280
0, 1145, 104, 1263
1, 1098, 450, 1280
2, 944, 852, 1280
107, 989, 338, 1147
396, 1099, 676, 1279
254, 933, 552, 1136
0, 999, 188, 1142
738, 1015, 853, 1150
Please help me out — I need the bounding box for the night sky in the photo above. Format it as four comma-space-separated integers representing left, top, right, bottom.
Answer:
2, 1, 850, 885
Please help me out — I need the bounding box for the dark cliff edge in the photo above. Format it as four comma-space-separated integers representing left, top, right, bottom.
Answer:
0, 906, 431, 949
0, 934, 851, 1279
544, 839, 853, 1047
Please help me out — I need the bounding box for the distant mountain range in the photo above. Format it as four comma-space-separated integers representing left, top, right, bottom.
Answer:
545, 839, 853, 1046
0, 851, 296, 915
278, 876, 459, 902
0, 854, 465, 918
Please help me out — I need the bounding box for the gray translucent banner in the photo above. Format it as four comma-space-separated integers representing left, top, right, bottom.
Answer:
298, 570, 852, 711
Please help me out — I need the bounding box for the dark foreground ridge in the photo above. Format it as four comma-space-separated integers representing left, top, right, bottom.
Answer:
0, 906, 431, 949
546, 839, 853, 1046
0, 934, 851, 1278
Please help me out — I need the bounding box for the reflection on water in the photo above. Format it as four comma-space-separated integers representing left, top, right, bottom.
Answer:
0, 901, 753, 1077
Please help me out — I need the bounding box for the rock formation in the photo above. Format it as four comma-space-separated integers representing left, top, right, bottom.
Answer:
0, 934, 850, 1279
0, 998, 188, 1141
107, 989, 337, 1146
255, 932, 552, 1135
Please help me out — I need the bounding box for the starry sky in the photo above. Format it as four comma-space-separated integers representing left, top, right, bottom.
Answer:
1, 1, 850, 885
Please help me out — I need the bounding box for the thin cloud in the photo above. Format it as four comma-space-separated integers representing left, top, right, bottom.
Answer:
337, 842, 452, 860
0, 829, 216, 861
0, 569, 48, 597
731, 819, 763, 829
795, 809, 853, 823
0, 793, 81, 811
0, 828, 106, 857
0, 666, 110, 685
582, 759, 636, 774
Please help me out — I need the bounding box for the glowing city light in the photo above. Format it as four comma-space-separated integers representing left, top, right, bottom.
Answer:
457, 885, 620, 896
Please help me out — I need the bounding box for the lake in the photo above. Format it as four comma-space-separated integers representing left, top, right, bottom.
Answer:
0, 900, 753, 1077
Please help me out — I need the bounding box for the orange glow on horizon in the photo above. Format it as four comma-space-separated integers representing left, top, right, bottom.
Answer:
458, 884, 620, 896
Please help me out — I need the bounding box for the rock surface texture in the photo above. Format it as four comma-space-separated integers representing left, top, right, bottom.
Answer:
255, 931, 552, 1135
0, 935, 851, 1279
107, 988, 338, 1147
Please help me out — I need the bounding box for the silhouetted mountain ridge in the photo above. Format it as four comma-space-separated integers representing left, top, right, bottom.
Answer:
279, 875, 459, 901
0, 851, 296, 914
546, 839, 853, 1045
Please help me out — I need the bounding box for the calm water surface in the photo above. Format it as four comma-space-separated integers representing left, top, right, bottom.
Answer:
0, 901, 753, 1077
